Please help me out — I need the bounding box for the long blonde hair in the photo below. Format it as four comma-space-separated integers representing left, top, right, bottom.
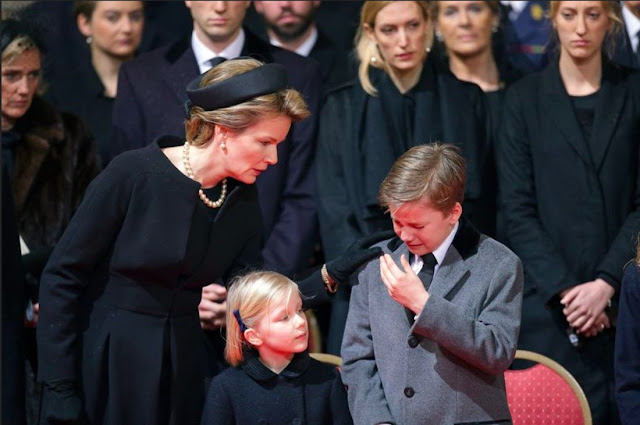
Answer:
354, 1, 432, 96
225, 271, 300, 366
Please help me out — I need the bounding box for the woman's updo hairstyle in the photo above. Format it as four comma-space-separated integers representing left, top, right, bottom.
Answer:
184, 58, 310, 147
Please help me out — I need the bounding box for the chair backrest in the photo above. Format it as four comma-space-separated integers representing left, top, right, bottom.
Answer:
504, 349, 592, 425
309, 352, 342, 367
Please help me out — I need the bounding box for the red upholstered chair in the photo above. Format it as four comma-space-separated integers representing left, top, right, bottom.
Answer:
504, 350, 592, 425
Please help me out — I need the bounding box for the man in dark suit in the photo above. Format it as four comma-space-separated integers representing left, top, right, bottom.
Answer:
253, 0, 354, 93
617, 0, 640, 68
111, 1, 321, 335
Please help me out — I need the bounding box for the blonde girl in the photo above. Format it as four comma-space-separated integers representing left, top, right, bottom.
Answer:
201, 271, 352, 425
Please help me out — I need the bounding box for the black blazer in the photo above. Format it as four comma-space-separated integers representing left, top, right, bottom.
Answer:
110, 29, 322, 276
497, 60, 640, 305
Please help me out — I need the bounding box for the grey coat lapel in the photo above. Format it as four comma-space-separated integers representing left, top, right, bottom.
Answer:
430, 247, 470, 300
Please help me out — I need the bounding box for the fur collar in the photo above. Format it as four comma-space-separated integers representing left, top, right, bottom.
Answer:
12, 97, 65, 209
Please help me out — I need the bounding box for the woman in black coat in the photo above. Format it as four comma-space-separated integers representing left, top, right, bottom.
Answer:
497, 2, 640, 424
37, 58, 376, 425
2, 19, 101, 425
45, 1, 145, 165
316, 0, 493, 353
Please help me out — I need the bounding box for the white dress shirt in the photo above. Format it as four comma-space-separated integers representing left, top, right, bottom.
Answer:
191, 29, 245, 74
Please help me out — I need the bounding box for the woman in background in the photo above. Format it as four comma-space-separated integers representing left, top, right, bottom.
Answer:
316, 0, 494, 353
432, 0, 521, 136
2, 17, 100, 425
498, 2, 640, 423
47, 0, 144, 164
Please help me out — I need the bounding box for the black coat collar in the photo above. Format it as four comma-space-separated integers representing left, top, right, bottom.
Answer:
387, 217, 480, 260
241, 349, 311, 382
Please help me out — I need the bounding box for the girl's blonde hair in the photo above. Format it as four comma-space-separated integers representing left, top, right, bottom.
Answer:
354, 1, 432, 96
548, 1, 624, 59
225, 271, 300, 366
184, 58, 310, 147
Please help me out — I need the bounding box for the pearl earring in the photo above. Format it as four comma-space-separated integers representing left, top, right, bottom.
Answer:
86, 36, 93, 44
371, 56, 377, 63
435, 31, 443, 42
426, 47, 431, 53
492, 24, 499, 33
220, 141, 226, 149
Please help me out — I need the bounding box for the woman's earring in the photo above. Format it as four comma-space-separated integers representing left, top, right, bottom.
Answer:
220, 141, 226, 150
86, 36, 93, 44
435, 31, 443, 42
426, 47, 431, 53
370, 56, 377, 64
492, 24, 499, 33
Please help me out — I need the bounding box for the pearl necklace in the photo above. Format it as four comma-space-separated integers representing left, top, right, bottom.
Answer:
182, 141, 227, 209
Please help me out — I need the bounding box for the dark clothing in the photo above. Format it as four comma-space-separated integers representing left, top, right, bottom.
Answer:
18, 1, 194, 82
615, 263, 640, 425
111, 29, 321, 277
308, 29, 356, 95
201, 351, 352, 425
497, 60, 640, 425
2, 164, 26, 425
612, 23, 639, 70
495, 1, 552, 74
46, 65, 113, 165
317, 59, 493, 353
37, 136, 264, 425
9, 96, 100, 292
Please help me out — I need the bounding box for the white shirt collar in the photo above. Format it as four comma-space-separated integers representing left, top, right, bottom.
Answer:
269, 26, 318, 57
410, 221, 459, 275
500, 1, 529, 20
623, 2, 640, 52
191, 28, 246, 74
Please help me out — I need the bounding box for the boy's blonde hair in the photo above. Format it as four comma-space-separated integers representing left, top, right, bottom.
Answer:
225, 271, 300, 366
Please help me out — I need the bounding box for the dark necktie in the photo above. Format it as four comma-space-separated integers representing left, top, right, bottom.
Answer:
405, 253, 438, 324
207, 56, 227, 71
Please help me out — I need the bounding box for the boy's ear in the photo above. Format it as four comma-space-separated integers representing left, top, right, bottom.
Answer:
244, 328, 262, 347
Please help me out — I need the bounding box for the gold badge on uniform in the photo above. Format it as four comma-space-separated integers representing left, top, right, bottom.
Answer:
531, 3, 545, 21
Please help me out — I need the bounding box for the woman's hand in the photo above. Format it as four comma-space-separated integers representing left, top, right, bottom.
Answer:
198, 283, 227, 330
581, 311, 611, 338
560, 278, 614, 333
380, 254, 428, 314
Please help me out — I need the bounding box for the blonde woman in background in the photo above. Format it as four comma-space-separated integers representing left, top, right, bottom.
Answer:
316, 0, 496, 354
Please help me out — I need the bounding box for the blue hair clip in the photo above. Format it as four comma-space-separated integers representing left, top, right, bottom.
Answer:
233, 309, 247, 333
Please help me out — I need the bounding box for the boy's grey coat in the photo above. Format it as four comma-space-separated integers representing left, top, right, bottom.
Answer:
341, 220, 523, 425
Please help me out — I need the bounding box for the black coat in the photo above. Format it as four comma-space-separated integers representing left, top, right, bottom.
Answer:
9, 97, 100, 295
615, 263, 640, 425
316, 59, 493, 353
37, 137, 265, 425
2, 165, 26, 425
110, 29, 321, 277
317, 61, 493, 260
497, 60, 640, 425
201, 351, 352, 425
